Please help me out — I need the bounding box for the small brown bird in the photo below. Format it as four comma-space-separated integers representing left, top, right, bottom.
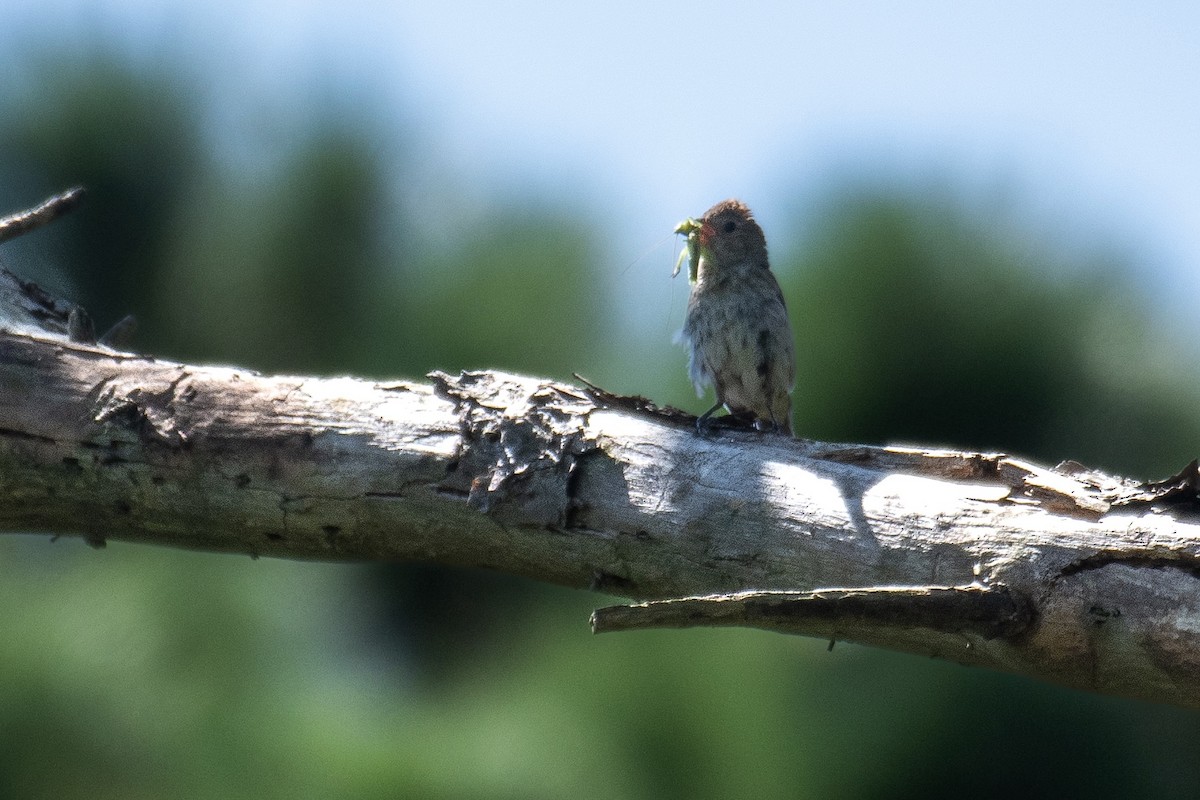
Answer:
676, 199, 795, 435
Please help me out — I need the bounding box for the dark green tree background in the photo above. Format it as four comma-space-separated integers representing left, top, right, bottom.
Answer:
1, 47, 1198, 800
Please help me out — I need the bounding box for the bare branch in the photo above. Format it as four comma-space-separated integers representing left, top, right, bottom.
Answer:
1, 265, 1199, 709
0, 187, 87, 245
590, 585, 1034, 641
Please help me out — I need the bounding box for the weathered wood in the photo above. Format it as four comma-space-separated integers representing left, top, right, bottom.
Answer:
1, 189, 1198, 708
2, 307, 1199, 707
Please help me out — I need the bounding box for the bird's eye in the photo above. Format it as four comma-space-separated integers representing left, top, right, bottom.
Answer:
722, 220, 737, 233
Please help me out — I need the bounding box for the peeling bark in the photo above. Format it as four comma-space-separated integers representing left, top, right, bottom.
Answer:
3, 303, 1199, 707
1, 190, 1199, 708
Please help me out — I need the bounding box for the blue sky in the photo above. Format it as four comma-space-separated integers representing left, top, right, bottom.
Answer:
9, 1, 1200, 332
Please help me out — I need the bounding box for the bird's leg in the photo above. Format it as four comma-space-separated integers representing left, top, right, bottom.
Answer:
695, 401, 724, 436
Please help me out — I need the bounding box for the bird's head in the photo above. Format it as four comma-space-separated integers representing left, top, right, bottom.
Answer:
697, 199, 768, 269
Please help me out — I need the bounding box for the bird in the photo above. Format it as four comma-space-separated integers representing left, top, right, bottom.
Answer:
675, 199, 795, 435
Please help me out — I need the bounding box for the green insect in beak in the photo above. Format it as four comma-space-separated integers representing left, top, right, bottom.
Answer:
672, 217, 703, 283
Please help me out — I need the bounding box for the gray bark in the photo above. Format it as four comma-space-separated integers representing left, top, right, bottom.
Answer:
0, 221, 1198, 708
2, 298, 1200, 705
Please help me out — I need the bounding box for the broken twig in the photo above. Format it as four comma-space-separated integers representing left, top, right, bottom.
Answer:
0, 187, 87, 245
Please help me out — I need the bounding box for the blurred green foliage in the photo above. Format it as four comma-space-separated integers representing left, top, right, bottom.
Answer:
161, 123, 403, 374
1, 46, 1199, 800
786, 188, 1200, 476
0, 51, 203, 333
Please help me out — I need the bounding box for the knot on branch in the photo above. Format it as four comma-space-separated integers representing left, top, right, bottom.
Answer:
92, 372, 194, 450
432, 370, 600, 526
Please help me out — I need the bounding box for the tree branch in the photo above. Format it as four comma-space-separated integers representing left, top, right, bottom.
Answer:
2, 191, 1199, 709
590, 584, 1035, 641
0, 186, 85, 244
